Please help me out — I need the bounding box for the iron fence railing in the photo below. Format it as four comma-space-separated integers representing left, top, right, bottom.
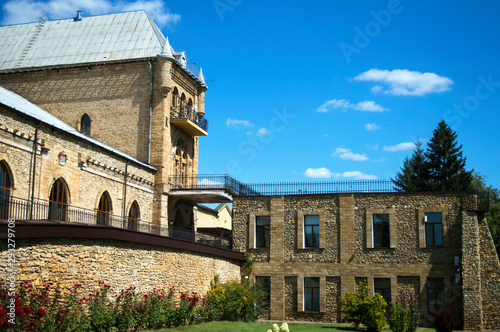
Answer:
0, 195, 230, 249
170, 105, 208, 132
169, 174, 260, 196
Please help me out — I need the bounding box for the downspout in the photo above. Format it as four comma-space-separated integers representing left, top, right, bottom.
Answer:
29, 124, 41, 219
122, 160, 131, 223
148, 60, 154, 164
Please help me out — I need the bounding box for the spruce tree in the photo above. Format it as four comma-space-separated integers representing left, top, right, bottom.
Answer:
392, 140, 429, 192
425, 120, 473, 191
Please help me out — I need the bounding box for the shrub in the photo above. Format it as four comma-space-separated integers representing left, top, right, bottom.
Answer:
340, 281, 387, 332
206, 277, 267, 322
388, 290, 420, 332
432, 309, 457, 332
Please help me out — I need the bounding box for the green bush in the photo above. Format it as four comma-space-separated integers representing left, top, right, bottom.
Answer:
206, 277, 267, 322
340, 281, 387, 332
388, 290, 420, 332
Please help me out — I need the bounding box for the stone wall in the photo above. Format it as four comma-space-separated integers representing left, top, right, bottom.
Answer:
0, 103, 155, 223
0, 237, 241, 301
233, 193, 500, 329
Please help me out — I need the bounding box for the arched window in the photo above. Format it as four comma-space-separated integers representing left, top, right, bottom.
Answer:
48, 178, 68, 221
97, 192, 112, 225
174, 138, 188, 188
80, 114, 91, 135
180, 93, 186, 110
0, 161, 12, 219
128, 201, 140, 231
172, 87, 179, 108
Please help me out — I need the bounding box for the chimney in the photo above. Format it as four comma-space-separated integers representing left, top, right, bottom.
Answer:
74, 10, 82, 22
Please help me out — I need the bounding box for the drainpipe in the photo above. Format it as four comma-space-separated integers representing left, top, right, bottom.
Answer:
29, 124, 41, 220
148, 60, 154, 164
122, 160, 131, 224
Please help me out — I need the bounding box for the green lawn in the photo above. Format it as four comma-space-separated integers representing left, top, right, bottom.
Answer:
142, 321, 435, 332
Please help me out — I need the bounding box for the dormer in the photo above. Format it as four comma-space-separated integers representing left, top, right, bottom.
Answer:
174, 52, 187, 68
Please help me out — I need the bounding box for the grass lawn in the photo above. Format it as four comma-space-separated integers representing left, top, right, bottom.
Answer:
142, 321, 435, 332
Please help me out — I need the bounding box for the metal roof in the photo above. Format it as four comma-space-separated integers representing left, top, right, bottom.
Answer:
0, 86, 156, 171
0, 10, 168, 71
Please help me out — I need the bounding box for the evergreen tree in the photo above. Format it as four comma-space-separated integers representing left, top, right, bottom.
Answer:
392, 140, 429, 192
425, 120, 473, 191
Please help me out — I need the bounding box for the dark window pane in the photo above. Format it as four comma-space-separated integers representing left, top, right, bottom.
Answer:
373, 214, 390, 248
304, 277, 320, 311
426, 212, 442, 223
305, 277, 319, 287
434, 224, 443, 246
426, 223, 434, 246
256, 216, 270, 248
256, 276, 270, 305
305, 215, 319, 225
373, 213, 389, 224
312, 226, 319, 247
312, 287, 320, 311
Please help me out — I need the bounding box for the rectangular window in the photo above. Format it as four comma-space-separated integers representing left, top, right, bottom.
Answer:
373, 214, 390, 248
374, 278, 391, 305
304, 215, 320, 248
427, 278, 445, 312
425, 212, 443, 247
255, 216, 270, 248
255, 276, 271, 306
304, 277, 320, 311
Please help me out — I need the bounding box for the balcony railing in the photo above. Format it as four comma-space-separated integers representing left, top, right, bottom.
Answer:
0, 195, 231, 249
170, 105, 208, 132
169, 174, 260, 196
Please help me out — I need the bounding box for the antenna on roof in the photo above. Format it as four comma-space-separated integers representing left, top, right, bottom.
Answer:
74, 10, 82, 22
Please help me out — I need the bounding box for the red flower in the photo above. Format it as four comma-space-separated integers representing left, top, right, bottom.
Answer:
0, 318, 2, 326
14, 299, 22, 306
38, 308, 46, 316
0, 309, 6, 315
24, 307, 32, 314
15, 307, 24, 315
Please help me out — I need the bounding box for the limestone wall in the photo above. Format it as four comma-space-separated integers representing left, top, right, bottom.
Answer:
0, 237, 241, 301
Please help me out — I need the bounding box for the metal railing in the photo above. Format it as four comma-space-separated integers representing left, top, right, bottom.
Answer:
0, 195, 231, 249
169, 174, 260, 196
170, 105, 209, 132
169, 176, 396, 196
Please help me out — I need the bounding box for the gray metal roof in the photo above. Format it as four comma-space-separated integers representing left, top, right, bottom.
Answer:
0, 86, 156, 171
0, 10, 168, 70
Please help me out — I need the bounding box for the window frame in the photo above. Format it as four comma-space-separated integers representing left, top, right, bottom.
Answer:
374, 278, 392, 305
373, 213, 390, 248
128, 201, 140, 231
97, 191, 112, 226
0, 161, 12, 219
297, 211, 326, 249
425, 212, 443, 247
426, 277, 445, 313
304, 277, 320, 311
80, 114, 91, 136
304, 215, 320, 248
249, 212, 271, 249
255, 215, 271, 249
366, 209, 397, 249
48, 178, 69, 222
255, 276, 271, 306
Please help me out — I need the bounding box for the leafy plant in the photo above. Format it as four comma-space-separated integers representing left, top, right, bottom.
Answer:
340, 281, 387, 332
388, 290, 420, 332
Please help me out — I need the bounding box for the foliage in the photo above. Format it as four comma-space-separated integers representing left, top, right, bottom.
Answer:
206, 277, 268, 322
340, 281, 387, 332
392, 120, 473, 192
243, 252, 255, 271
267, 322, 290, 332
388, 290, 420, 332
471, 171, 500, 256
431, 309, 457, 332
392, 140, 429, 192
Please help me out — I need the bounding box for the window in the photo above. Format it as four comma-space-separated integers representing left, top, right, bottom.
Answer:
255, 276, 271, 306
97, 192, 112, 225
255, 216, 270, 248
48, 178, 68, 221
373, 214, 390, 248
128, 201, 140, 231
304, 215, 320, 248
172, 87, 179, 107
427, 278, 444, 312
374, 278, 391, 305
425, 212, 443, 247
0, 162, 12, 219
304, 277, 320, 311
80, 114, 91, 135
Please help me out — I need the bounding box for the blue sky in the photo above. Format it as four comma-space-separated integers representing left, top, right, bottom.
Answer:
2, 0, 500, 188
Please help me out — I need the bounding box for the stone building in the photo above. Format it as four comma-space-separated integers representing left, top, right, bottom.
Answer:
232, 191, 500, 330
0, 10, 230, 233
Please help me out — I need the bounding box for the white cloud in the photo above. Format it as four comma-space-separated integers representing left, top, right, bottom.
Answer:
256, 128, 268, 136
341, 171, 377, 180
332, 147, 369, 161
226, 118, 253, 129
383, 142, 416, 152
365, 123, 380, 131
317, 99, 388, 113
305, 168, 339, 179
1, 0, 180, 28
304, 168, 377, 180
355, 69, 454, 96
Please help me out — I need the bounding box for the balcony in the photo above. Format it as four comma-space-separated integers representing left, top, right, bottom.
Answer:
0, 195, 230, 249
170, 105, 208, 136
